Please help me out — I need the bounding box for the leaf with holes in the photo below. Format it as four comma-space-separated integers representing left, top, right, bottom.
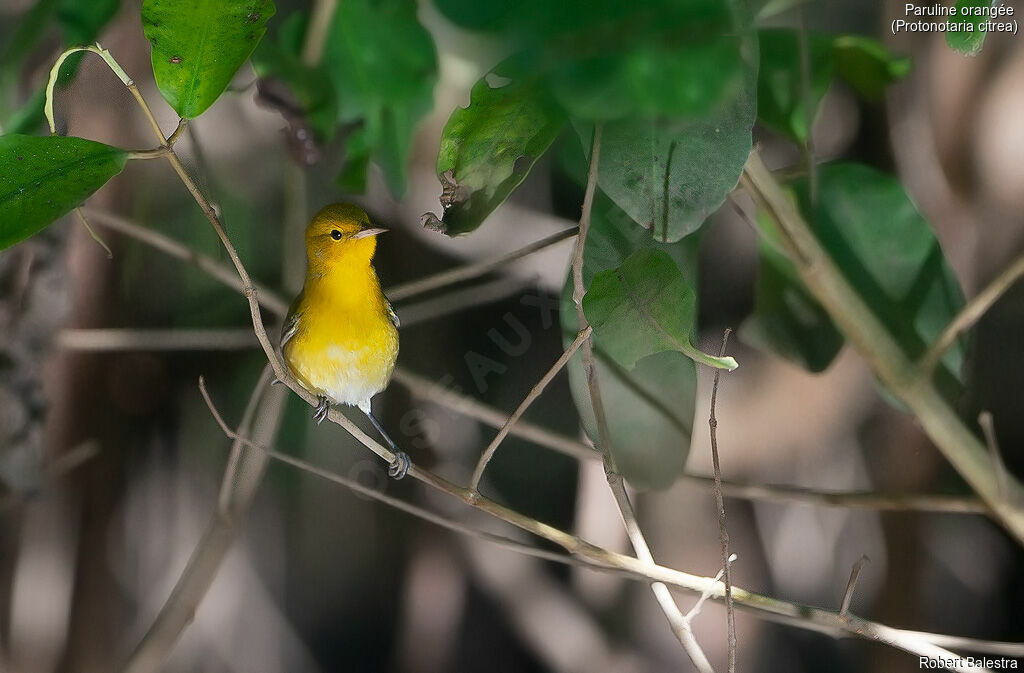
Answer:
142, 0, 275, 118
427, 58, 566, 236
0, 134, 127, 249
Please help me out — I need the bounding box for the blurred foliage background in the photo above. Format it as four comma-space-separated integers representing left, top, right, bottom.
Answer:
1, 0, 1024, 671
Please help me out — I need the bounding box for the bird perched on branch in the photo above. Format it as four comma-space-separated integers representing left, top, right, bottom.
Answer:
281, 203, 408, 479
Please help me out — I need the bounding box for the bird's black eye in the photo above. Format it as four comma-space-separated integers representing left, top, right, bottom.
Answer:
330, 230, 343, 240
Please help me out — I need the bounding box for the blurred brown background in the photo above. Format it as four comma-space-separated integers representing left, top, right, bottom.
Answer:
1, 0, 1024, 671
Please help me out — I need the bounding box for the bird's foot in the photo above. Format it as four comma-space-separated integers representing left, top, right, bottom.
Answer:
312, 396, 330, 425
387, 451, 410, 480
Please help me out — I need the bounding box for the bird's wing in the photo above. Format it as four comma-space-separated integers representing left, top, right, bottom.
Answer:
386, 297, 400, 330
281, 292, 304, 349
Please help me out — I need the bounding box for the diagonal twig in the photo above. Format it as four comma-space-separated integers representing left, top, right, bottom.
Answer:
840, 555, 871, 618
469, 325, 592, 494
569, 124, 714, 672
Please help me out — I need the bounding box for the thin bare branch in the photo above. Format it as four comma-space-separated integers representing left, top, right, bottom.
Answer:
73, 208, 113, 258
978, 412, 1012, 504
386, 227, 578, 302
710, 329, 736, 673
57, 328, 257, 351
82, 207, 289, 317
685, 555, 736, 624
123, 368, 283, 673
568, 125, 713, 672
742, 150, 1024, 545
920, 250, 1024, 375
469, 326, 592, 493
198, 375, 1024, 667
56, 53, 1016, 666
840, 555, 870, 618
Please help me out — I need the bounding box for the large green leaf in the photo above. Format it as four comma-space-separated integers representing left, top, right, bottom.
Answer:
757, 29, 909, 143
577, 77, 755, 243
584, 248, 737, 370
742, 163, 965, 391
0, 134, 127, 249
426, 59, 566, 236
141, 0, 276, 118
323, 0, 436, 196
560, 193, 702, 490
946, 0, 994, 55
435, 0, 749, 121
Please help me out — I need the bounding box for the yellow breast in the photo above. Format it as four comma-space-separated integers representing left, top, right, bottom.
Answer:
282, 265, 399, 408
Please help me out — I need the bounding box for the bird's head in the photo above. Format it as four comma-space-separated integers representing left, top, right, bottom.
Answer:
305, 203, 387, 273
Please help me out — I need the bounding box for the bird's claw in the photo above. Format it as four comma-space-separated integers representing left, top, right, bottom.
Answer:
388, 451, 410, 480
312, 396, 330, 425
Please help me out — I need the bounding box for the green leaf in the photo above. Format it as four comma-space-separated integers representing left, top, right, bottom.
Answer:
740, 213, 843, 372
432, 0, 517, 31
250, 29, 337, 141
756, 29, 909, 143
57, 0, 121, 46
141, 0, 276, 118
577, 76, 755, 243
435, 0, 750, 121
743, 163, 965, 390
946, 0, 993, 55
428, 59, 566, 236
544, 8, 747, 121
584, 248, 737, 370
756, 29, 833, 144
323, 0, 437, 196
560, 193, 702, 489
0, 134, 127, 250
4, 89, 47, 135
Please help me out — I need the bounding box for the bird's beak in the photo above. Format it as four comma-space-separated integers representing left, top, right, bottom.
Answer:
352, 227, 388, 240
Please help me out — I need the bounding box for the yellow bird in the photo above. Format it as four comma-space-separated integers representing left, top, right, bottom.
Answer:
281, 203, 408, 479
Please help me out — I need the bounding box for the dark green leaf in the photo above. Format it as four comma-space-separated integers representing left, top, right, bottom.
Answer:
740, 214, 843, 372
584, 248, 737, 369
756, 29, 833, 144
323, 0, 436, 196
946, 0, 993, 55
831, 35, 911, 99
577, 76, 755, 243
57, 0, 121, 46
0, 134, 127, 250
757, 29, 909, 143
142, 0, 276, 118
560, 193, 702, 489
744, 163, 965, 389
428, 60, 566, 236
5, 89, 47, 135
432, 0, 517, 30
435, 0, 749, 121
544, 9, 747, 120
